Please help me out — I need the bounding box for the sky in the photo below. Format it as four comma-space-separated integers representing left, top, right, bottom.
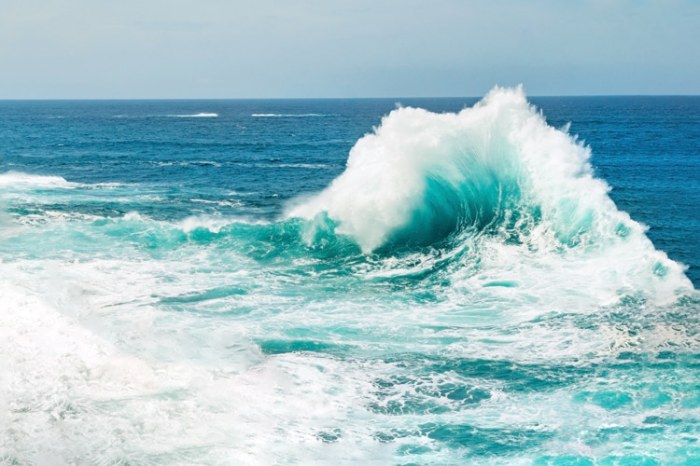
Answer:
1, 0, 699, 98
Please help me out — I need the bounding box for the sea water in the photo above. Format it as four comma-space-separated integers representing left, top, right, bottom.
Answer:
0, 88, 698, 465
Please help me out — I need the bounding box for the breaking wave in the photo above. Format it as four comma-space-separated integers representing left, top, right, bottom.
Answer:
288, 86, 693, 303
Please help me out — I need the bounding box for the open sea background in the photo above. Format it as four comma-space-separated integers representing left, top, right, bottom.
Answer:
0, 90, 698, 465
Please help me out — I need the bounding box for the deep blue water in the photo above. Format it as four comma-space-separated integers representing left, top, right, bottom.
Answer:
0, 92, 698, 464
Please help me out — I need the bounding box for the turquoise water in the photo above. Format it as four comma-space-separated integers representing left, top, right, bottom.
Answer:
0, 88, 698, 465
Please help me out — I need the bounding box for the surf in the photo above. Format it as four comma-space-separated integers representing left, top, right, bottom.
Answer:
1, 92, 698, 465
287, 86, 692, 303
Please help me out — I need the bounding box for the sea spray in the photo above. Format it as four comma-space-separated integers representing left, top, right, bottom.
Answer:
288, 87, 691, 304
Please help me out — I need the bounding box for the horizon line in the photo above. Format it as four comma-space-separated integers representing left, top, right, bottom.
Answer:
1, 93, 700, 102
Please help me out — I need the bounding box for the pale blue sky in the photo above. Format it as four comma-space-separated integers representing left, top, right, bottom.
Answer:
1, 0, 698, 98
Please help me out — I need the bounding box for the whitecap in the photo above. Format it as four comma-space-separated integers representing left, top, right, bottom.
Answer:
0, 171, 76, 189
167, 112, 219, 118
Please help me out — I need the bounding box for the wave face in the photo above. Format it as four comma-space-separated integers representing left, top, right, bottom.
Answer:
289, 87, 691, 304
1, 94, 698, 465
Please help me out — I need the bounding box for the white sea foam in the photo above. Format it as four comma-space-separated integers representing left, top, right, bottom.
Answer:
190, 198, 245, 208
0, 265, 394, 464
167, 112, 219, 118
0, 171, 76, 189
153, 160, 222, 167
1, 223, 695, 464
0, 172, 129, 193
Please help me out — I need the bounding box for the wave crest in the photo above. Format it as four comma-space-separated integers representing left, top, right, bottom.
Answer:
287, 86, 692, 300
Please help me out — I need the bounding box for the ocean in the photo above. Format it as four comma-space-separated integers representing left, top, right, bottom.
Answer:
1, 88, 698, 465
